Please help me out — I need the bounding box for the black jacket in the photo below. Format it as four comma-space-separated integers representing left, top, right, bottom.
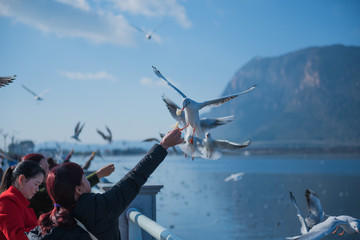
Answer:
27, 144, 167, 240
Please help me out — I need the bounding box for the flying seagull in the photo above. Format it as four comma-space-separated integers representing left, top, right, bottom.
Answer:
152, 66, 256, 143
202, 132, 250, 160
0, 75, 16, 88
162, 95, 234, 133
224, 172, 245, 182
288, 189, 360, 239
22, 84, 50, 102
286, 216, 350, 240
130, 23, 164, 40
97, 126, 112, 144
71, 121, 85, 142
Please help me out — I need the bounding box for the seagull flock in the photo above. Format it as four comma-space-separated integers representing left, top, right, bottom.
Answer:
287, 189, 359, 239
152, 66, 255, 160
71, 121, 112, 144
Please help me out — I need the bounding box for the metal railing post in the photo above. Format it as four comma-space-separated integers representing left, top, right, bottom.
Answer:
126, 208, 184, 240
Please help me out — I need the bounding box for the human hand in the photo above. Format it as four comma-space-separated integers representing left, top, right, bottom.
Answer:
159, 128, 183, 150
96, 164, 115, 179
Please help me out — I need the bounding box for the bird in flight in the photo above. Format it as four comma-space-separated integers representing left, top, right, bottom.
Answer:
152, 66, 256, 144
71, 121, 85, 142
130, 23, 164, 40
0, 75, 16, 88
202, 132, 250, 160
162, 95, 234, 134
97, 126, 112, 144
288, 189, 360, 239
22, 84, 50, 102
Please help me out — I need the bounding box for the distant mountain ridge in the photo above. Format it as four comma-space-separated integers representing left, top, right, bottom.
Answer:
204, 44, 360, 147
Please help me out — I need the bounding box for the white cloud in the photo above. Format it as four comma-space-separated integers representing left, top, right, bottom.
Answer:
0, 0, 191, 45
108, 0, 192, 29
54, 0, 90, 11
59, 70, 117, 81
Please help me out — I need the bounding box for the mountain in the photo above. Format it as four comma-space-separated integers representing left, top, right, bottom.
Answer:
203, 45, 360, 148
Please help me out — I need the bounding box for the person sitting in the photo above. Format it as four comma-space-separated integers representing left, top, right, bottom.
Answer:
22, 153, 115, 218
0, 161, 45, 240
27, 128, 182, 240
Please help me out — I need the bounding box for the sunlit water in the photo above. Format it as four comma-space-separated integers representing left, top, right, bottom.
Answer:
71, 152, 360, 240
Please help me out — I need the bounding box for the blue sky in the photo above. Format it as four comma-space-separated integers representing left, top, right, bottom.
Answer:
0, 0, 359, 148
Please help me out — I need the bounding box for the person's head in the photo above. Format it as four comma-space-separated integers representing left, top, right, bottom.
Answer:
39, 162, 90, 233
22, 153, 49, 180
46, 157, 58, 170
47, 162, 90, 208
0, 161, 45, 199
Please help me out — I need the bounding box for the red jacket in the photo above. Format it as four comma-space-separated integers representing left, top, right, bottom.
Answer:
0, 186, 38, 240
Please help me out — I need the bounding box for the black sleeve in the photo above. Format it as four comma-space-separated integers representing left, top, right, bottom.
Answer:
102, 144, 167, 216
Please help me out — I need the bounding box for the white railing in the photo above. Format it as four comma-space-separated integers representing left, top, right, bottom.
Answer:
126, 208, 184, 240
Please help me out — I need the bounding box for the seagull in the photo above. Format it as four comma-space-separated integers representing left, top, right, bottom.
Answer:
202, 132, 250, 160
0, 75, 16, 88
286, 216, 350, 240
130, 23, 164, 40
71, 121, 85, 142
290, 189, 326, 234
97, 126, 112, 144
162, 95, 235, 133
288, 189, 360, 239
224, 172, 245, 182
143, 133, 179, 154
152, 66, 256, 143
22, 84, 50, 102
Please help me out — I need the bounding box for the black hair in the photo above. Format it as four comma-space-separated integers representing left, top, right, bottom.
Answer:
0, 161, 45, 194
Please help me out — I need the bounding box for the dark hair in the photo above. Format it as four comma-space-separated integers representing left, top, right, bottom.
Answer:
22, 153, 46, 164
0, 161, 46, 194
47, 157, 58, 170
39, 162, 84, 233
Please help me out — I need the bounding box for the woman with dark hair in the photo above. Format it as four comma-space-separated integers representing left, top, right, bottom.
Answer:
0, 161, 46, 240
27, 128, 182, 240
23, 153, 115, 218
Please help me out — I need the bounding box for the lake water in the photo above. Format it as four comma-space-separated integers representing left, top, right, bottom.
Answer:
72, 152, 360, 240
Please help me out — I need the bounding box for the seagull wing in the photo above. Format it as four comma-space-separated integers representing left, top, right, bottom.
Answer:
0, 75, 16, 88
162, 95, 186, 125
106, 126, 112, 140
214, 139, 250, 151
152, 66, 187, 98
200, 116, 234, 132
130, 23, 145, 33
78, 122, 85, 135
150, 22, 165, 34
199, 85, 256, 109
38, 88, 50, 97
74, 122, 81, 135
0, 75, 16, 80
97, 129, 106, 139
22, 85, 38, 97
305, 189, 325, 229
143, 138, 160, 143
290, 192, 309, 234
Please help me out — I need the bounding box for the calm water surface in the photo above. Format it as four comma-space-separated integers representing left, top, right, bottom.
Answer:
73, 153, 360, 240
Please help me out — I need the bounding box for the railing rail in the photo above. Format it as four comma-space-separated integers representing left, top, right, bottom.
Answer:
126, 208, 184, 240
